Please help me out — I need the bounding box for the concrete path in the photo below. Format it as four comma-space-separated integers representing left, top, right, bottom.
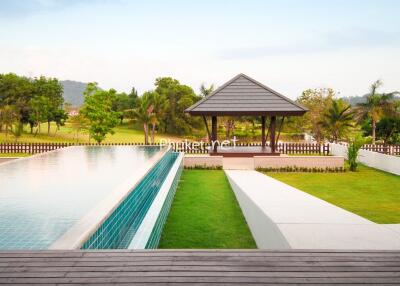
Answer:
225, 170, 400, 250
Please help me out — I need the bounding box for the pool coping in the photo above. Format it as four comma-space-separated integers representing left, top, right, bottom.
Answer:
49, 145, 170, 250
0, 147, 67, 166
225, 170, 400, 250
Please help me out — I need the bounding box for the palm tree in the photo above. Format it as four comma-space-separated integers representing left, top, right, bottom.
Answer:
148, 92, 167, 144
357, 80, 398, 144
320, 100, 354, 142
199, 83, 214, 97
131, 94, 154, 144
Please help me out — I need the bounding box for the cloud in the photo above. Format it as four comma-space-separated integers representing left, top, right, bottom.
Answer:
0, 0, 115, 17
219, 28, 400, 60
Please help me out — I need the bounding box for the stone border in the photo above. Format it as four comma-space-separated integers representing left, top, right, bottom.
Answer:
254, 155, 344, 169
0, 157, 21, 164
225, 170, 400, 250
183, 155, 344, 170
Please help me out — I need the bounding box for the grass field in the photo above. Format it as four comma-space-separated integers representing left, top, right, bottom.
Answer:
266, 164, 400, 224
159, 170, 256, 248
0, 122, 184, 143
0, 153, 31, 157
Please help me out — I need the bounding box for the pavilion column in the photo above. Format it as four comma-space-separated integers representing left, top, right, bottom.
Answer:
261, 116, 266, 149
270, 116, 276, 153
211, 116, 218, 152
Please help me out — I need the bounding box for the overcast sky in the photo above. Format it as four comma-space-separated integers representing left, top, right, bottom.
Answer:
0, 0, 399, 99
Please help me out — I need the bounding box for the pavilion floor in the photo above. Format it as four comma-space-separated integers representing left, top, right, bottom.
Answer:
209, 146, 280, 157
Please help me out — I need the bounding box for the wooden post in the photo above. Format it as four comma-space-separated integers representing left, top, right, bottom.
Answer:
202, 116, 212, 143
275, 116, 285, 145
270, 116, 276, 153
211, 116, 218, 152
261, 116, 266, 149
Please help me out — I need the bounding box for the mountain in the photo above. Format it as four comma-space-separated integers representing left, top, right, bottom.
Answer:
61, 80, 87, 107
341, 94, 400, 106
341, 95, 369, 106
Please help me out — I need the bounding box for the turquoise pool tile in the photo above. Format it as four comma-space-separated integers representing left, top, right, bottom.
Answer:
81, 151, 180, 249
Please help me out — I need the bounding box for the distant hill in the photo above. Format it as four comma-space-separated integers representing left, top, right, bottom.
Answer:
61, 80, 87, 107
341, 95, 368, 106
341, 94, 400, 106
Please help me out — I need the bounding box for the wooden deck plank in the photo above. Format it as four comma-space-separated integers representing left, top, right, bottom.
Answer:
1, 256, 400, 263
1, 260, 400, 267
2, 276, 400, 284
1, 256, 400, 264
2, 266, 400, 273
0, 250, 399, 284
1, 271, 400, 278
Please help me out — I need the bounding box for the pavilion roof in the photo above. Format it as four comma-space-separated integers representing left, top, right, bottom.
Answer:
185, 73, 307, 116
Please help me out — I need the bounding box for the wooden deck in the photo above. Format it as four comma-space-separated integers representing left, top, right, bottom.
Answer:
0, 250, 400, 285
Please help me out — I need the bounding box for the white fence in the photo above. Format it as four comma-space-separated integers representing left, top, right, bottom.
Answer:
330, 143, 400, 176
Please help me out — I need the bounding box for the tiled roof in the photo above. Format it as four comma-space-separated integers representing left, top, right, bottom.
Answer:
186, 74, 307, 116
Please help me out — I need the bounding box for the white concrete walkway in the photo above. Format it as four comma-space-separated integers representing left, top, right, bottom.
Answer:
225, 170, 400, 250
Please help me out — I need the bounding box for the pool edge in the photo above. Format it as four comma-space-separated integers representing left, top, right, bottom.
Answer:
49, 145, 170, 250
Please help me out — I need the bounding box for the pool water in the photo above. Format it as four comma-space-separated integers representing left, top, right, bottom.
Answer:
0, 146, 163, 250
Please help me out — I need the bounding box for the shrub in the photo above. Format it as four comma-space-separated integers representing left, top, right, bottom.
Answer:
347, 137, 365, 172
184, 164, 222, 170
256, 166, 345, 173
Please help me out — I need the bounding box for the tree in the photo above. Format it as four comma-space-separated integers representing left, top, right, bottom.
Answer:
32, 76, 64, 134
69, 112, 89, 142
29, 95, 51, 135
295, 88, 335, 142
199, 83, 214, 97
52, 108, 68, 133
80, 83, 120, 143
376, 116, 400, 144
0, 73, 34, 130
222, 117, 235, 139
319, 99, 354, 142
0, 105, 19, 139
129, 93, 154, 144
147, 91, 167, 144
357, 80, 398, 144
112, 92, 131, 124
128, 87, 139, 107
154, 77, 202, 135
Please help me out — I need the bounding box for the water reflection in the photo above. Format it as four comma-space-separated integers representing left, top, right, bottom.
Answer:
0, 146, 161, 250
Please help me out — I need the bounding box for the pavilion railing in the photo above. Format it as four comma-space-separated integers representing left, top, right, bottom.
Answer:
0, 142, 331, 155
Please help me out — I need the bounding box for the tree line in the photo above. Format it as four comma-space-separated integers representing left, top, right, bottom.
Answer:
1, 73, 399, 144
72, 77, 204, 143
289, 81, 399, 144
0, 73, 67, 139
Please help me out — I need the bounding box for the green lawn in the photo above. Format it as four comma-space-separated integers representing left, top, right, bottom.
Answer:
0, 153, 31, 157
159, 170, 256, 248
0, 122, 184, 143
266, 164, 400, 224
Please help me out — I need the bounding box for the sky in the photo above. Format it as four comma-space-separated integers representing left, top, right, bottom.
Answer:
0, 0, 399, 99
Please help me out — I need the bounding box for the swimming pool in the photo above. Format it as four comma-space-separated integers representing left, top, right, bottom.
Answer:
0, 145, 182, 250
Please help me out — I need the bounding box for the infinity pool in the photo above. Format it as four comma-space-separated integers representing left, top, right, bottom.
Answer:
0, 146, 180, 250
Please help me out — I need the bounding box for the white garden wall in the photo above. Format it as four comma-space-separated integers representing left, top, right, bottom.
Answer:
330, 143, 400, 175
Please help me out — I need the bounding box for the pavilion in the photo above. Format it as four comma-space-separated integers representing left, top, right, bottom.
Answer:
185, 73, 307, 156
